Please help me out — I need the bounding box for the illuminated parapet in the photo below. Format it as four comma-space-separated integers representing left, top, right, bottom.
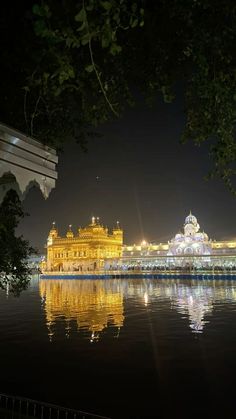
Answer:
212, 240, 236, 253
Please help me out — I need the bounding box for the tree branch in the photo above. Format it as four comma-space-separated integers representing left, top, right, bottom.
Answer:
83, 0, 119, 117
30, 95, 42, 136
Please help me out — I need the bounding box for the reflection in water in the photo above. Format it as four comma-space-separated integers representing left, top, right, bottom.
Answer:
40, 279, 236, 340
39, 280, 124, 341
127, 279, 236, 333
171, 285, 214, 332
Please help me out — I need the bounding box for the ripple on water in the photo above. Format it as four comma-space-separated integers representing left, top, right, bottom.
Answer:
0, 278, 236, 417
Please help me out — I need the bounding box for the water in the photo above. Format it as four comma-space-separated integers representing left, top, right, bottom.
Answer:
0, 277, 236, 418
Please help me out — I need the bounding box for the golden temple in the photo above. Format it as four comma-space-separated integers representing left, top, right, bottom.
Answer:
43, 217, 123, 272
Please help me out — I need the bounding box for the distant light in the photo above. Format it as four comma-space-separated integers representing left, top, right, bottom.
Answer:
141, 240, 147, 246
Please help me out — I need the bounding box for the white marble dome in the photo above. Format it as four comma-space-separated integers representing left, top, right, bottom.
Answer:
185, 213, 198, 226
175, 233, 183, 240
168, 213, 212, 257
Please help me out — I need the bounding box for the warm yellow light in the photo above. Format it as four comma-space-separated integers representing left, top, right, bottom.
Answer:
44, 217, 123, 273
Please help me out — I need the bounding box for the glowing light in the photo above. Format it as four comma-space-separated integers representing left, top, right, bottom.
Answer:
39, 280, 124, 340
44, 217, 123, 273
144, 292, 148, 306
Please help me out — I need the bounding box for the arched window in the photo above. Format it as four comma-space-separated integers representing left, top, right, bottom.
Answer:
184, 247, 193, 255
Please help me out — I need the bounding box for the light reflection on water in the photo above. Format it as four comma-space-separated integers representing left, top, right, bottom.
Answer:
39, 280, 125, 342
1, 277, 236, 417
39, 278, 236, 339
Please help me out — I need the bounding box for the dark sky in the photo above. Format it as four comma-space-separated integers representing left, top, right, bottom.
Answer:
18, 98, 236, 252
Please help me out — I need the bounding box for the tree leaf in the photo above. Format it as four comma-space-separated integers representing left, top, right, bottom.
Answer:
131, 18, 138, 28
100, 1, 112, 11
81, 33, 90, 45
85, 64, 94, 72
75, 8, 86, 22
32, 4, 42, 16
77, 21, 86, 31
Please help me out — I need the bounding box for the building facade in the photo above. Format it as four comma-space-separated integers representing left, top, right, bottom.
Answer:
121, 213, 236, 269
123, 213, 236, 258
43, 217, 123, 272
43, 212, 236, 273
167, 212, 212, 256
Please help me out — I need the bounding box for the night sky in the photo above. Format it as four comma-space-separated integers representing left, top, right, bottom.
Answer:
18, 97, 236, 253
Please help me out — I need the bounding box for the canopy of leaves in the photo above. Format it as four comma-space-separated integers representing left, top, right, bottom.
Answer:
1, 0, 236, 190
0, 190, 35, 295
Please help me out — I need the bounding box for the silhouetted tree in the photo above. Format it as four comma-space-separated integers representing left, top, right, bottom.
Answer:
0, 190, 35, 295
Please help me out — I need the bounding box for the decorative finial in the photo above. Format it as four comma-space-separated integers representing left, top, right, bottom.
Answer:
69, 224, 72, 230
52, 221, 56, 228
97, 217, 100, 223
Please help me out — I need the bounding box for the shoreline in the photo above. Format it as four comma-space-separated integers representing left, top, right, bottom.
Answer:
40, 270, 236, 280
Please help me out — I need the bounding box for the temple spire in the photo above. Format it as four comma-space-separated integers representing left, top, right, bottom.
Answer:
66, 224, 74, 238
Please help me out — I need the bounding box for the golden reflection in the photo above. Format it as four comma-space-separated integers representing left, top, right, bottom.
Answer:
39, 280, 124, 341
40, 278, 236, 339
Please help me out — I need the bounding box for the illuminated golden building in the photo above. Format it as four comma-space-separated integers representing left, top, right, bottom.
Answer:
44, 217, 123, 272
41, 212, 236, 274
211, 240, 236, 253
39, 280, 124, 340
123, 240, 236, 258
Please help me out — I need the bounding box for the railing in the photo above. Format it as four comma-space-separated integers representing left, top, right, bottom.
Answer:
0, 393, 110, 419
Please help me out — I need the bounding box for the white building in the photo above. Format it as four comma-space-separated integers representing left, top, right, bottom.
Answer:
167, 212, 212, 257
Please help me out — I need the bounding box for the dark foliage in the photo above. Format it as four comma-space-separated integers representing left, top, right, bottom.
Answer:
0, 190, 35, 295
1, 1, 236, 190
